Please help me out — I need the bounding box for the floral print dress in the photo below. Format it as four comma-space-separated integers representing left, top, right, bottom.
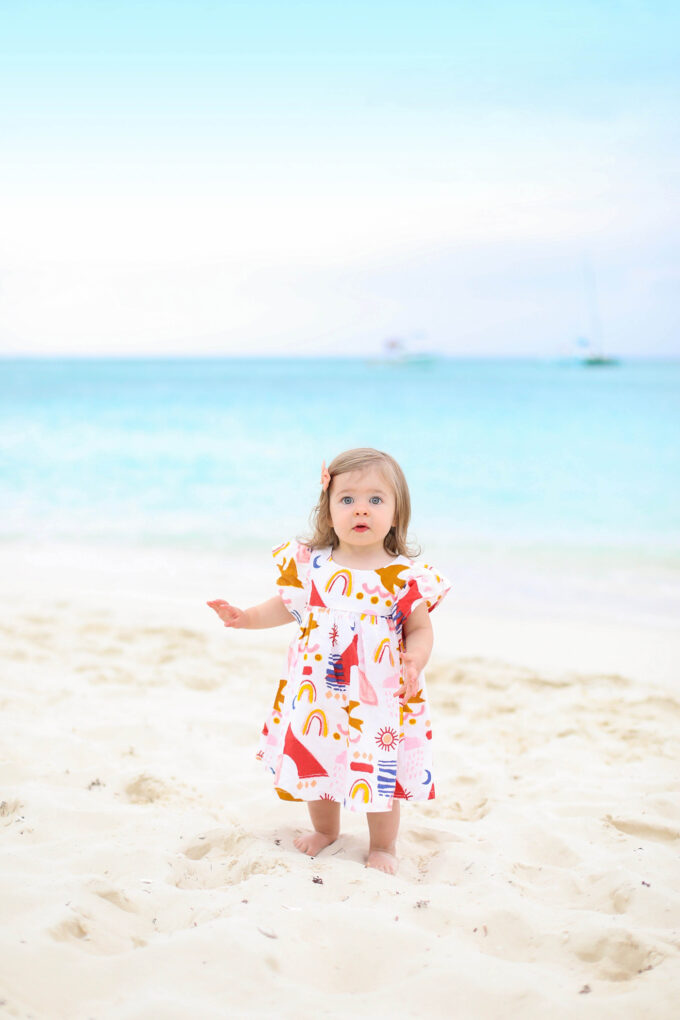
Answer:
257, 540, 450, 813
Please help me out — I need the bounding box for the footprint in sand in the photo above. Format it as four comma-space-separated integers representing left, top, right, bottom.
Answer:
123, 773, 200, 806
442, 796, 491, 822
512, 863, 633, 915
406, 826, 464, 883
88, 881, 139, 914
568, 925, 664, 981
50, 916, 90, 943
0, 799, 23, 822
170, 827, 286, 889
511, 861, 581, 901
605, 815, 680, 844
124, 774, 174, 804
50, 886, 150, 954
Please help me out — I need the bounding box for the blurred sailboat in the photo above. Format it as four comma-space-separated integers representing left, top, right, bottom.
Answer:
577, 261, 619, 367
576, 336, 619, 366
379, 336, 438, 365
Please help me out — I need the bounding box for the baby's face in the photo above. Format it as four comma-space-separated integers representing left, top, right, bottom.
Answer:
328, 466, 396, 553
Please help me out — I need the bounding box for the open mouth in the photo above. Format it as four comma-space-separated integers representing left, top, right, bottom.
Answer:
353, 525, 369, 532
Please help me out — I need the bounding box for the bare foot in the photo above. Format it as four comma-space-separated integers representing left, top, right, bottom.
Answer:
366, 849, 398, 874
294, 831, 337, 857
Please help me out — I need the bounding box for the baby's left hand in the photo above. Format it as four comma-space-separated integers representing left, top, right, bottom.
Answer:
395, 651, 421, 702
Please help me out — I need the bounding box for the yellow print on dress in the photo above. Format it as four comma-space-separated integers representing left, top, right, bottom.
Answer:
277, 557, 304, 588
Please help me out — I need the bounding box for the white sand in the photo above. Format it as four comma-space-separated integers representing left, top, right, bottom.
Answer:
1, 543, 679, 1019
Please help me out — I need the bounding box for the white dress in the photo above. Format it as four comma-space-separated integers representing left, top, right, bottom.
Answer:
257, 540, 451, 813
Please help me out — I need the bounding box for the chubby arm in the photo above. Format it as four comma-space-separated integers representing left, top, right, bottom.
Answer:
398, 603, 434, 700
206, 595, 294, 630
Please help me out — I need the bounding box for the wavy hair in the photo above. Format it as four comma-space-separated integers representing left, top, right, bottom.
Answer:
304, 447, 420, 558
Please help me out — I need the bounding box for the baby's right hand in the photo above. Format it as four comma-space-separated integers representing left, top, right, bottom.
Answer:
206, 599, 248, 629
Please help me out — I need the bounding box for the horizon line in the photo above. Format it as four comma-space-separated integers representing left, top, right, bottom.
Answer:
2, 352, 678, 363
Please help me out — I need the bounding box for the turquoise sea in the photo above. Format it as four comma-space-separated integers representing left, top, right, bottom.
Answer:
2, 356, 679, 623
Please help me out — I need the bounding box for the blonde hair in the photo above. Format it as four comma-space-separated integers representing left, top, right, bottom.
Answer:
305, 447, 420, 558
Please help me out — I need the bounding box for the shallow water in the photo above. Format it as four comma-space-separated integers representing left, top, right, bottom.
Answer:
2, 356, 678, 624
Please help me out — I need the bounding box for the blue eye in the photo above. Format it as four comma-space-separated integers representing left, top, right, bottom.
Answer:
369, 496, 383, 505
341, 496, 354, 505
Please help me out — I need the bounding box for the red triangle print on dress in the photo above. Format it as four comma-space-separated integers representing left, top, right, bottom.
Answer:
326, 633, 359, 690
282, 726, 329, 779
309, 580, 327, 608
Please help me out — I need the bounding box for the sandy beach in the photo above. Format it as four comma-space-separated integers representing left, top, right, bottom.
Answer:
1, 543, 679, 1019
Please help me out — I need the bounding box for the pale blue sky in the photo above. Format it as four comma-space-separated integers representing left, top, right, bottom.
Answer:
1, 0, 678, 356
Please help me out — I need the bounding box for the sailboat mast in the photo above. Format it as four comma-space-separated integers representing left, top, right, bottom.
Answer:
582, 259, 605, 358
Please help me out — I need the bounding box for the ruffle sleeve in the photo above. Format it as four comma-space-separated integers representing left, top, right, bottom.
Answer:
392, 561, 451, 629
272, 539, 312, 623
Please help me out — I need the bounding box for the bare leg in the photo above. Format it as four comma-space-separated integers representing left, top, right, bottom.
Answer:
294, 799, 341, 857
366, 801, 400, 874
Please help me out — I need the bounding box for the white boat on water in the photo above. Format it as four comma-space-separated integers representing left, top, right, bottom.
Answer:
576, 337, 619, 367
377, 336, 439, 365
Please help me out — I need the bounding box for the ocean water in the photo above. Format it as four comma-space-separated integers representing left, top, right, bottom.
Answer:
2, 356, 679, 623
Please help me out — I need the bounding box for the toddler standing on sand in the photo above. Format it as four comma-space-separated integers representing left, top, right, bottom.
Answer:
207, 448, 449, 874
